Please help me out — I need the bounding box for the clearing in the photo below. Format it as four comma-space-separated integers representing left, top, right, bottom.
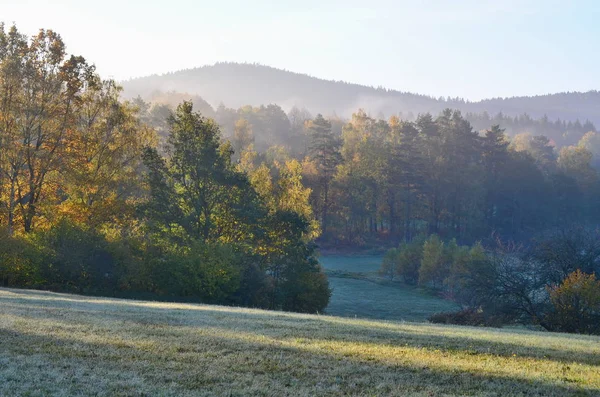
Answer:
1, 288, 599, 396
321, 255, 458, 321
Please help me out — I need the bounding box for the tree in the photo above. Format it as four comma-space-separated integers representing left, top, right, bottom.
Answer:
0, 25, 95, 233
61, 80, 155, 227
481, 125, 509, 231
233, 118, 254, 156
277, 159, 319, 240
529, 135, 557, 174
578, 131, 600, 168
387, 119, 423, 240
307, 114, 342, 236
163, 101, 258, 241
558, 146, 598, 194
419, 235, 446, 288
396, 235, 425, 284
262, 210, 330, 313
532, 227, 600, 284
380, 248, 399, 280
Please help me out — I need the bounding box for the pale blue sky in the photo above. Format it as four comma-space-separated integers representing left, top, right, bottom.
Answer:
3, 0, 599, 100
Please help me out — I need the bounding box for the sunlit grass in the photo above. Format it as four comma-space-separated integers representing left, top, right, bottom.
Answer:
1, 288, 599, 396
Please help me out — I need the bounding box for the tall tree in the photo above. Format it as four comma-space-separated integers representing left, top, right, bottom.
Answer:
232, 118, 254, 157
62, 80, 155, 227
0, 25, 94, 233
307, 114, 342, 236
145, 101, 260, 242
481, 125, 509, 232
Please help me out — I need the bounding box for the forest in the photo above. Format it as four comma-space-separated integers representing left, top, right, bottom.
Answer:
1, 24, 599, 333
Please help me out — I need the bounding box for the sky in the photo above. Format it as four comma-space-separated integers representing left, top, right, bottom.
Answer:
2, 0, 600, 100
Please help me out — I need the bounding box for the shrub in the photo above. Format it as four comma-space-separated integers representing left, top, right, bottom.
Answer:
419, 235, 448, 287
0, 229, 42, 288
36, 220, 119, 293
396, 236, 425, 284
379, 248, 399, 280
234, 261, 274, 309
144, 238, 242, 303
279, 250, 331, 314
282, 268, 330, 313
545, 270, 600, 334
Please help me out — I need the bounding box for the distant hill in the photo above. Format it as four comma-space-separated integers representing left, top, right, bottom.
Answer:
121, 62, 600, 124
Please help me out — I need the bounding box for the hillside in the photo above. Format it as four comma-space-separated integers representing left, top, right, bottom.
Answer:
2, 287, 599, 396
121, 63, 600, 124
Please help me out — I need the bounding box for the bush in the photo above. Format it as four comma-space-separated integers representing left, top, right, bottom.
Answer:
545, 270, 600, 334
397, 236, 425, 284
0, 229, 42, 288
282, 268, 330, 313
36, 220, 119, 293
379, 248, 399, 280
234, 261, 274, 309
144, 237, 242, 303
419, 235, 448, 287
278, 249, 331, 314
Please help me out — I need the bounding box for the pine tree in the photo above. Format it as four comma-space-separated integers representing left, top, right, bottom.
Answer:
307, 114, 342, 235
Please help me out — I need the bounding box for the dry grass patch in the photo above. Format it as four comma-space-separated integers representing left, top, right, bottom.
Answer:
1, 288, 599, 396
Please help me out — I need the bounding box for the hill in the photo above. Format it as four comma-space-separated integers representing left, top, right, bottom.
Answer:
2, 287, 599, 396
121, 63, 600, 124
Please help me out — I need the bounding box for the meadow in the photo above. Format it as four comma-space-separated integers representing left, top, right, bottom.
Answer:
1, 287, 599, 396
321, 255, 458, 321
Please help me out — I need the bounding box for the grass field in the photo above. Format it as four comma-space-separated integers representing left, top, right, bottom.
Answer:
1, 288, 600, 396
321, 255, 458, 321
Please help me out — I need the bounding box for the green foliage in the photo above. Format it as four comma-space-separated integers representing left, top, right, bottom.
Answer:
144, 237, 242, 302
35, 220, 119, 293
396, 236, 426, 284
0, 230, 42, 287
419, 235, 447, 287
379, 248, 399, 280
138, 102, 330, 312
263, 210, 331, 313
281, 260, 330, 313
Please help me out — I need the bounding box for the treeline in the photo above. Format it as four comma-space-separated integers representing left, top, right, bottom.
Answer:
381, 230, 600, 335
144, 89, 597, 151
0, 24, 329, 313
304, 110, 600, 245
466, 112, 595, 148
139, 95, 600, 247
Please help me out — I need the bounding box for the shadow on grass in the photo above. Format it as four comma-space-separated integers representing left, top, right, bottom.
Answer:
2, 288, 600, 370
0, 323, 596, 397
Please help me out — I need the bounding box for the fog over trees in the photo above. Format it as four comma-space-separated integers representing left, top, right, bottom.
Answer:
121, 62, 600, 126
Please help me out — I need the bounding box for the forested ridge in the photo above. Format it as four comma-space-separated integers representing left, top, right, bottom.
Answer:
121, 62, 600, 125
1, 24, 600, 331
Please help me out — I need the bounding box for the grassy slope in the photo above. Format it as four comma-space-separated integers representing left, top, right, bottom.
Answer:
1, 288, 599, 396
321, 255, 458, 322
